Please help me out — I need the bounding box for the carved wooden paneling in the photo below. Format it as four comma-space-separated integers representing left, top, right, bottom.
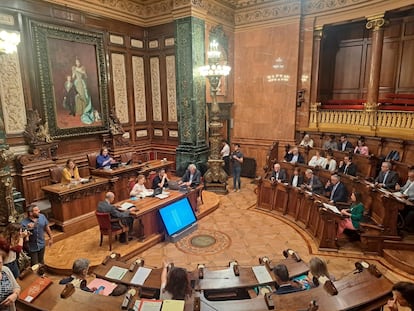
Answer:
132, 56, 147, 122
399, 39, 414, 89
150, 57, 162, 122
111, 53, 129, 124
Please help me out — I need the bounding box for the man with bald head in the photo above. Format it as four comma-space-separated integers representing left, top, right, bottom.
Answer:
97, 192, 136, 242
270, 163, 287, 183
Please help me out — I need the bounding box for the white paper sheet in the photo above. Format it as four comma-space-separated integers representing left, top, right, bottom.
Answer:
130, 267, 152, 285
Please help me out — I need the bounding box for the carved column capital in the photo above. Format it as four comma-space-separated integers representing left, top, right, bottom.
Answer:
313, 26, 323, 39
366, 15, 386, 31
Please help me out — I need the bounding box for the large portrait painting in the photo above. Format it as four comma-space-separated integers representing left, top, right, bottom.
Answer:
31, 21, 109, 138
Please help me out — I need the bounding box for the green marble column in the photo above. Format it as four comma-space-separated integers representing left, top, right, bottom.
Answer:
175, 17, 209, 176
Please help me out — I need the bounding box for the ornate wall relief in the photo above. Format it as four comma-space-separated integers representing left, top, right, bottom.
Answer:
166, 55, 177, 122
132, 56, 147, 122
0, 52, 27, 134
111, 53, 129, 123
150, 57, 162, 122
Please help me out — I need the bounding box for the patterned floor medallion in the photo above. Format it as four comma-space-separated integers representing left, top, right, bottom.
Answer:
175, 229, 231, 255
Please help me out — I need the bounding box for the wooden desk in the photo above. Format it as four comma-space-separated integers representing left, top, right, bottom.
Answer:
119, 188, 201, 240
91, 160, 174, 200
17, 272, 123, 311
42, 177, 110, 236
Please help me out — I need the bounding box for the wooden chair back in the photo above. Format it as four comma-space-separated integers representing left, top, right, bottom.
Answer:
95, 211, 128, 251
49, 166, 64, 184
87, 152, 98, 170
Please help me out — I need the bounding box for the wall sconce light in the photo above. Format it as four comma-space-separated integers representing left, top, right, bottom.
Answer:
0, 30, 20, 54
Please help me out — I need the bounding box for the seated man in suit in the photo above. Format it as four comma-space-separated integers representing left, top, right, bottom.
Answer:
325, 174, 348, 203
152, 168, 169, 189
375, 161, 399, 190
337, 134, 353, 152
290, 167, 304, 187
395, 169, 414, 232
337, 155, 357, 177
304, 169, 324, 195
179, 164, 201, 188
273, 264, 304, 295
270, 163, 287, 183
284, 147, 305, 164
97, 192, 136, 243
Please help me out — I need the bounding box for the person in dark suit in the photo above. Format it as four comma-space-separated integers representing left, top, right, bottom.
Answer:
152, 168, 169, 189
290, 167, 304, 187
273, 264, 304, 295
284, 147, 305, 164
337, 134, 354, 152
304, 169, 324, 195
270, 163, 287, 183
337, 155, 357, 177
375, 161, 399, 190
325, 174, 348, 203
97, 192, 136, 243
180, 164, 201, 188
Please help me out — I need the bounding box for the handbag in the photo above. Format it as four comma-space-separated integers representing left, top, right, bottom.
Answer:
18, 251, 31, 271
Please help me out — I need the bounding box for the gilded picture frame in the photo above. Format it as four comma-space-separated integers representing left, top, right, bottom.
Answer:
31, 21, 109, 139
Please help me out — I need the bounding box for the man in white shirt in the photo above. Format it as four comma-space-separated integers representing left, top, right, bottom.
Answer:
220, 140, 230, 175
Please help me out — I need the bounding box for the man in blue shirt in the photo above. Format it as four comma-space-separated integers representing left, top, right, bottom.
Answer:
21, 204, 53, 266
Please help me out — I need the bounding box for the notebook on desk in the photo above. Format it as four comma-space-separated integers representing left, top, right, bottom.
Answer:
323, 203, 341, 215
119, 202, 136, 211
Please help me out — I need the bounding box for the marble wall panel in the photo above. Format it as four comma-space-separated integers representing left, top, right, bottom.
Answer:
0, 52, 27, 134
234, 22, 300, 143
150, 57, 162, 122
132, 56, 147, 122
111, 53, 129, 123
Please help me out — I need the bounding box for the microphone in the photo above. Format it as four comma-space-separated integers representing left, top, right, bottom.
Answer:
197, 264, 205, 279
264, 292, 275, 310
229, 261, 239, 276
354, 262, 364, 273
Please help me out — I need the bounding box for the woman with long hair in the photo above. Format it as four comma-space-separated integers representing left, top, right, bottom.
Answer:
0, 223, 28, 278
61, 159, 81, 184
0, 249, 21, 311
160, 263, 192, 300
337, 191, 365, 238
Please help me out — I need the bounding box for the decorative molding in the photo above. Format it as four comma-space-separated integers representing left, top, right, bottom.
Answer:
0, 53, 27, 134
303, 0, 370, 15
136, 129, 148, 137
169, 130, 179, 137
0, 13, 15, 26
235, 0, 301, 26
366, 15, 385, 31
149, 40, 159, 48
110, 34, 125, 45
166, 55, 178, 122
111, 53, 129, 123
150, 57, 162, 122
132, 56, 147, 122
131, 39, 144, 48
165, 38, 175, 46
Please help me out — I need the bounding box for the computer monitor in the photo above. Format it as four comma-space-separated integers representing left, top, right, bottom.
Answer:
159, 198, 197, 236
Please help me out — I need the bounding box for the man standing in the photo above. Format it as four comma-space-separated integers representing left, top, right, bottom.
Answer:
220, 140, 230, 175
21, 204, 53, 266
325, 174, 348, 203
270, 163, 287, 183
97, 192, 136, 242
231, 143, 243, 192
375, 161, 399, 190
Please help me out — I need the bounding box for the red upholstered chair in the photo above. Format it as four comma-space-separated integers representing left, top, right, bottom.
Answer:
95, 211, 128, 251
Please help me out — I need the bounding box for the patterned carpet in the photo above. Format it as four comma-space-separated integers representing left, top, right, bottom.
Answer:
175, 229, 231, 255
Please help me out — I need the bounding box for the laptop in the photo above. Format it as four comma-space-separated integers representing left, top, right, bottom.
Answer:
168, 180, 181, 190
150, 187, 163, 197
110, 162, 121, 169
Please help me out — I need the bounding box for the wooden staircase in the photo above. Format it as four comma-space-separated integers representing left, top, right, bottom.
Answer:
383, 234, 414, 275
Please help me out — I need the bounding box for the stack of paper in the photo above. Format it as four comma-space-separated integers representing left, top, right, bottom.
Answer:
119, 202, 135, 211
252, 265, 273, 284
322, 203, 341, 214
161, 300, 185, 311
105, 266, 128, 280
131, 267, 152, 285
138, 299, 162, 311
